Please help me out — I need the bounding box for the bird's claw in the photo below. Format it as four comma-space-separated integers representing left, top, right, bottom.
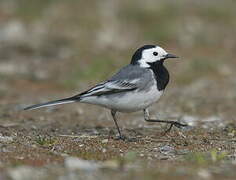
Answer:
164, 121, 188, 134
114, 135, 126, 141
172, 121, 188, 128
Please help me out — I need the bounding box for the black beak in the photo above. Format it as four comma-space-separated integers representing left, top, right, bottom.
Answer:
164, 53, 179, 59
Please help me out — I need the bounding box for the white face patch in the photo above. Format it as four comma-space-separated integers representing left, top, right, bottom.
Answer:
139, 46, 168, 68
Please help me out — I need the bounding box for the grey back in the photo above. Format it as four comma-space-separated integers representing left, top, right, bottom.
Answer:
109, 64, 154, 91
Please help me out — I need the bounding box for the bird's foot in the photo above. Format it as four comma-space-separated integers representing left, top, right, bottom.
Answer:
164, 121, 188, 134
114, 135, 126, 141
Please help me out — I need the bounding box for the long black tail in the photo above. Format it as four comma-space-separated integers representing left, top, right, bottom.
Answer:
24, 95, 80, 111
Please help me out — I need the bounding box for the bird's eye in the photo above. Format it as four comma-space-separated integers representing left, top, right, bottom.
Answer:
153, 52, 158, 56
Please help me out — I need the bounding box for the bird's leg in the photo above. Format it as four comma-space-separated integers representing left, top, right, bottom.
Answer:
143, 109, 187, 133
111, 110, 125, 140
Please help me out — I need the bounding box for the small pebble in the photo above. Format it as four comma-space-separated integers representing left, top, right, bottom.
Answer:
0, 136, 13, 143
198, 169, 212, 179
102, 139, 109, 143
159, 145, 175, 155
102, 148, 107, 153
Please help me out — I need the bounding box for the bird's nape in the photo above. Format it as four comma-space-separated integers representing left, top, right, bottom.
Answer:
130, 45, 156, 65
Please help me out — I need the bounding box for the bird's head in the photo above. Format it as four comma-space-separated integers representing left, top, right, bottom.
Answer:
130, 45, 178, 68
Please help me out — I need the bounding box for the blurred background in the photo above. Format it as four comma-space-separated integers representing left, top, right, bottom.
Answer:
0, 0, 235, 125
0, 0, 236, 179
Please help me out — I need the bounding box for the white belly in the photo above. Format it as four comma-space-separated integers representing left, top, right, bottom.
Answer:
80, 86, 163, 112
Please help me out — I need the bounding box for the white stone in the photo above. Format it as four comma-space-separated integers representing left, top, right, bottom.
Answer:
64, 157, 99, 171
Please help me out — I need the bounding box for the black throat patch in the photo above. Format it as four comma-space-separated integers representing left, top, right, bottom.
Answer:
148, 60, 170, 91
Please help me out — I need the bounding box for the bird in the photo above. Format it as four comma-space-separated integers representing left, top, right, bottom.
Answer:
24, 45, 187, 140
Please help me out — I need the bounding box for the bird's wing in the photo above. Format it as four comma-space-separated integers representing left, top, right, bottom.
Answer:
79, 80, 138, 97
73, 65, 150, 98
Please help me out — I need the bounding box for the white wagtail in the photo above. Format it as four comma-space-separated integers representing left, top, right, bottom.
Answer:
24, 45, 187, 140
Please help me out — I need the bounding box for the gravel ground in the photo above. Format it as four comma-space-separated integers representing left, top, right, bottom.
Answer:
0, 0, 236, 179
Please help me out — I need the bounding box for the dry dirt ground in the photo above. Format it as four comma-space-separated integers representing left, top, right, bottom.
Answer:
0, 70, 236, 180
0, 0, 236, 179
